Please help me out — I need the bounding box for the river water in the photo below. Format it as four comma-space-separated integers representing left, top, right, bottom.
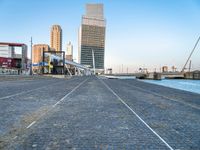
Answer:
141, 79, 200, 94
105, 76, 200, 94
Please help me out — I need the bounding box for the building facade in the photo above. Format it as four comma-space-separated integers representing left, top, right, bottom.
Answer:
0, 45, 14, 58
0, 42, 27, 73
162, 66, 168, 73
78, 4, 106, 74
50, 25, 62, 51
32, 44, 50, 74
66, 41, 73, 61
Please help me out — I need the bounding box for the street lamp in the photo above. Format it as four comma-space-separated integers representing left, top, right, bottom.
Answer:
91, 49, 95, 75
30, 37, 33, 75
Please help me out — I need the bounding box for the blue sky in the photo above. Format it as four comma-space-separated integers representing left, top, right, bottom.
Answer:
0, 0, 200, 72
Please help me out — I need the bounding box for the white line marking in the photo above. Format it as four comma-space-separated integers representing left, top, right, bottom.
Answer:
0, 81, 60, 100
25, 78, 87, 130
25, 78, 88, 130
0, 78, 77, 100
99, 79, 174, 150
13, 136, 18, 139
52, 78, 88, 107
26, 121, 36, 129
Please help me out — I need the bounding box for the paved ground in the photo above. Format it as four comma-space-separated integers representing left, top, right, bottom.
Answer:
0, 76, 200, 150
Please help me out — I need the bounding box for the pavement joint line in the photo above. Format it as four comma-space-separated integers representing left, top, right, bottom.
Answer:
26, 121, 36, 129
52, 78, 89, 107
0, 77, 78, 100
99, 78, 174, 150
0, 81, 61, 100
23, 78, 88, 130
13, 78, 87, 136
119, 80, 200, 110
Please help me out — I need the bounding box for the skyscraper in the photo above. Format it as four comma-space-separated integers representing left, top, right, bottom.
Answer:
78, 4, 106, 74
50, 25, 62, 51
66, 41, 73, 61
66, 42, 73, 56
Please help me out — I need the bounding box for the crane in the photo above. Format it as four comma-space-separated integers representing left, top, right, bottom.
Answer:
181, 36, 200, 73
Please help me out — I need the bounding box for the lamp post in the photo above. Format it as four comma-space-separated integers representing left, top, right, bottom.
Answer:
92, 49, 95, 75
30, 37, 33, 75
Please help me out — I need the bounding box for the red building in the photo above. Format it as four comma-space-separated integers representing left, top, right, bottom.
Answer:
0, 42, 28, 73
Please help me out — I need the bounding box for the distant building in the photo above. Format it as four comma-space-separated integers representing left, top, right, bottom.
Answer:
78, 4, 106, 74
50, 47, 56, 51
106, 68, 112, 74
32, 44, 50, 74
172, 66, 177, 72
162, 66, 168, 72
66, 42, 73, 61
50, 25, 62, 51
0, 44, 14, 58
184, 70, 200, 80
0, 42, 27, 72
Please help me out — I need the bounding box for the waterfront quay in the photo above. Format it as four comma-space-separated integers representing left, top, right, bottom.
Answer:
0, 76, 200, 150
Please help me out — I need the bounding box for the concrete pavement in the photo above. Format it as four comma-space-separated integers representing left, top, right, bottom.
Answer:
0, 76, 200, 149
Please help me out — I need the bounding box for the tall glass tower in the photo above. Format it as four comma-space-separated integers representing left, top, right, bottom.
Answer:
78, 4, 106, 74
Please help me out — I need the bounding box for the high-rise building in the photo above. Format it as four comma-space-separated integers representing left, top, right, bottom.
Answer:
66, 42, 73, 56
66, 42, 73, 61
32, 44, 50, 73
78, 4, 106, 74
50, 25, 62, 51
32, 44, 50, 65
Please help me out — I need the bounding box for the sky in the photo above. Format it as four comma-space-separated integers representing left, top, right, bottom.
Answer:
0, 0, 200, 73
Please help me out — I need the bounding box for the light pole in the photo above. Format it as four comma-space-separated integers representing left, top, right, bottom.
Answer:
91, 49, 95, 75
30, 37, 33, 75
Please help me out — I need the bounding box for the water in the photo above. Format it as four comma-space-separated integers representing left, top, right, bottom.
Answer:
105, 75, 136, 79
142, 79, 200, 94
116, 76, 136, 79
104, 75, 200, 94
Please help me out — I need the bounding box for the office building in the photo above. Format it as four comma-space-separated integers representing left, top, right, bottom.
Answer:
0, 44, 13, 58
78, 4, 106, 74
0, 42, 27, 70
50, 25, 62, 51
66, 42, 73, 61
32, 44, 50, 73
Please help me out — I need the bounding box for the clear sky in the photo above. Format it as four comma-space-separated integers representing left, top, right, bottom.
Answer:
0, 0, 200, 73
